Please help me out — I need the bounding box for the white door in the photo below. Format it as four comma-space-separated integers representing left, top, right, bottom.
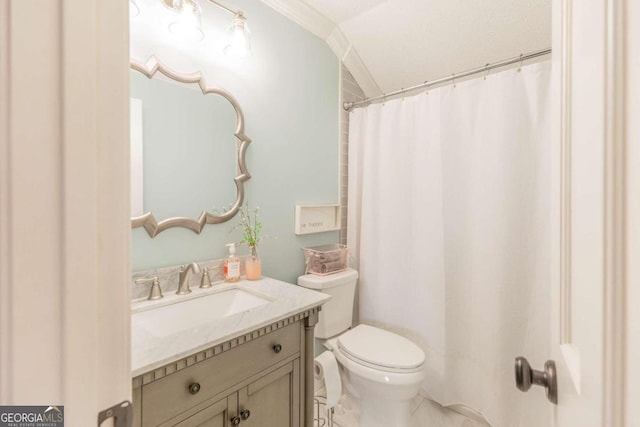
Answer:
0, 1, 131, 426
542, 0, 631, 425
626, 1, 640, 425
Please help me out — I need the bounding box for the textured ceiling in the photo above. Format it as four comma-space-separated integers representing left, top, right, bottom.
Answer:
299, 0, 551, 95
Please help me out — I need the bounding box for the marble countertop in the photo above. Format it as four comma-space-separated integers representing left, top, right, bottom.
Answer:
131, 276, 331, 377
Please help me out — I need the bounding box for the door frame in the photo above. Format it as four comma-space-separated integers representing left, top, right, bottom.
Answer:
0, 0, 130, 423
551, 0, 631, 424
625, 1, 640, 425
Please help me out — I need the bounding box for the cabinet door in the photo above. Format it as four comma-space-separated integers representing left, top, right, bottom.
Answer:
141, 322, 301, 427
173, 396, 232, 427
239, 360, 300, 427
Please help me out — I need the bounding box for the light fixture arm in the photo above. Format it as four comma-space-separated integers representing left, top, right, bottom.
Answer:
207, 0, 243, 18
162, 0, 251, 57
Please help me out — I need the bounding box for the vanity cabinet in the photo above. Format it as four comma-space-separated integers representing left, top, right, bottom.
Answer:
132, 311, 318, 427
173, 397, 228, 427
174, 361, 299, 427
238, 361, 300, 427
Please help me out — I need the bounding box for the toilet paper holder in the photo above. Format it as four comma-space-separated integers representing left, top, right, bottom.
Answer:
313, 396, 340, 427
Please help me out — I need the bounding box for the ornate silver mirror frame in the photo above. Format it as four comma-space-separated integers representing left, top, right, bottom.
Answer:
130, 56, 251, 237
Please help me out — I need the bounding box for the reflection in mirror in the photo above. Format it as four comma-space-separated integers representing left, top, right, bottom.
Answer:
129, 57, 251, 237
130, 98, 144, 217
130, 71, 238, 218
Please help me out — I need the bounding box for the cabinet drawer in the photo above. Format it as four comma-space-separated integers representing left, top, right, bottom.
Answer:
142, 321, 301, 427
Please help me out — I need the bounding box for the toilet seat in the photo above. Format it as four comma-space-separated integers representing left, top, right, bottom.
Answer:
337, 325, 425, 374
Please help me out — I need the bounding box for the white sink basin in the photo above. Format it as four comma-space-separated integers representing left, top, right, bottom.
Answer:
134, 288, 272, 337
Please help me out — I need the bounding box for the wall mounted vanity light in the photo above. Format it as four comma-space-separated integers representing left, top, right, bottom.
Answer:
167, 0, 204, 41
162, 0, 251, 57
224, 10, 251, 57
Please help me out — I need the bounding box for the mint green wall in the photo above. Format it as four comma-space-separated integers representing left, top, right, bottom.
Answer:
130, 0, 339, 284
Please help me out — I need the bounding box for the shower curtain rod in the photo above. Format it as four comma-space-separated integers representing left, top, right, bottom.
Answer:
343, 47, 552, 111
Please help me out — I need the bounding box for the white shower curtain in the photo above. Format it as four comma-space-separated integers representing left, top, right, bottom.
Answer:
348, 62, 551, 426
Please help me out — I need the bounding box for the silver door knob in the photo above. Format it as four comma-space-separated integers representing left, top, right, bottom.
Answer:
514, 356, 558, 404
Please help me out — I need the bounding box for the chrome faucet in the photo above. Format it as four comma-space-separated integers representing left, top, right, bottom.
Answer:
177, 262, 201, 295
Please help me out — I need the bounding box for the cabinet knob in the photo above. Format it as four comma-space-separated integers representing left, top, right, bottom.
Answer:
231, 416, 241, 426
188, 382, 201, 395
273, 344, 282, 353
240, 409, 251, 420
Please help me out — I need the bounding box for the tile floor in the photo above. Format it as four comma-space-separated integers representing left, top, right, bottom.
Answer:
314, 393, 488, 427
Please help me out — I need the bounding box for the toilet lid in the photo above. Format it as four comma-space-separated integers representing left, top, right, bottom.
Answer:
337, 325, 425, 371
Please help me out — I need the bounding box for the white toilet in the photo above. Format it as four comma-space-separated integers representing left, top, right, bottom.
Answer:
298, 268, 426, 427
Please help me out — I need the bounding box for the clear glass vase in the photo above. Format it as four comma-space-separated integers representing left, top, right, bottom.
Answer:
245, 246, 262, 280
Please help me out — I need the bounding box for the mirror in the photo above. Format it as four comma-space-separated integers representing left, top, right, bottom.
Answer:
129, 56, 251, 237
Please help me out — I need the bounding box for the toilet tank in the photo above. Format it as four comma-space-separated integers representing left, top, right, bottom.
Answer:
298, 268, 358, 339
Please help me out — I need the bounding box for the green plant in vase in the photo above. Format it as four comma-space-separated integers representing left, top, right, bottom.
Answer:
233, 203, 267, 280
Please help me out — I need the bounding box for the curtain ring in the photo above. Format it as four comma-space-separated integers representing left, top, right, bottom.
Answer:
484, 64, 490, 80
452, 73, 456, 88
424, 81, 429, 95
518, 53, 524, 72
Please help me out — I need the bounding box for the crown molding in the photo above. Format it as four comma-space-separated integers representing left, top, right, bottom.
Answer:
260, 1, 381, 98
327, 27, 382, 97
260, 0, 334, 39
326, 26, 350, 58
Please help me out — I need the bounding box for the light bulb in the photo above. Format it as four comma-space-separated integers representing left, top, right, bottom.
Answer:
168, 0, 204, 42
224, 12, 251, 58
